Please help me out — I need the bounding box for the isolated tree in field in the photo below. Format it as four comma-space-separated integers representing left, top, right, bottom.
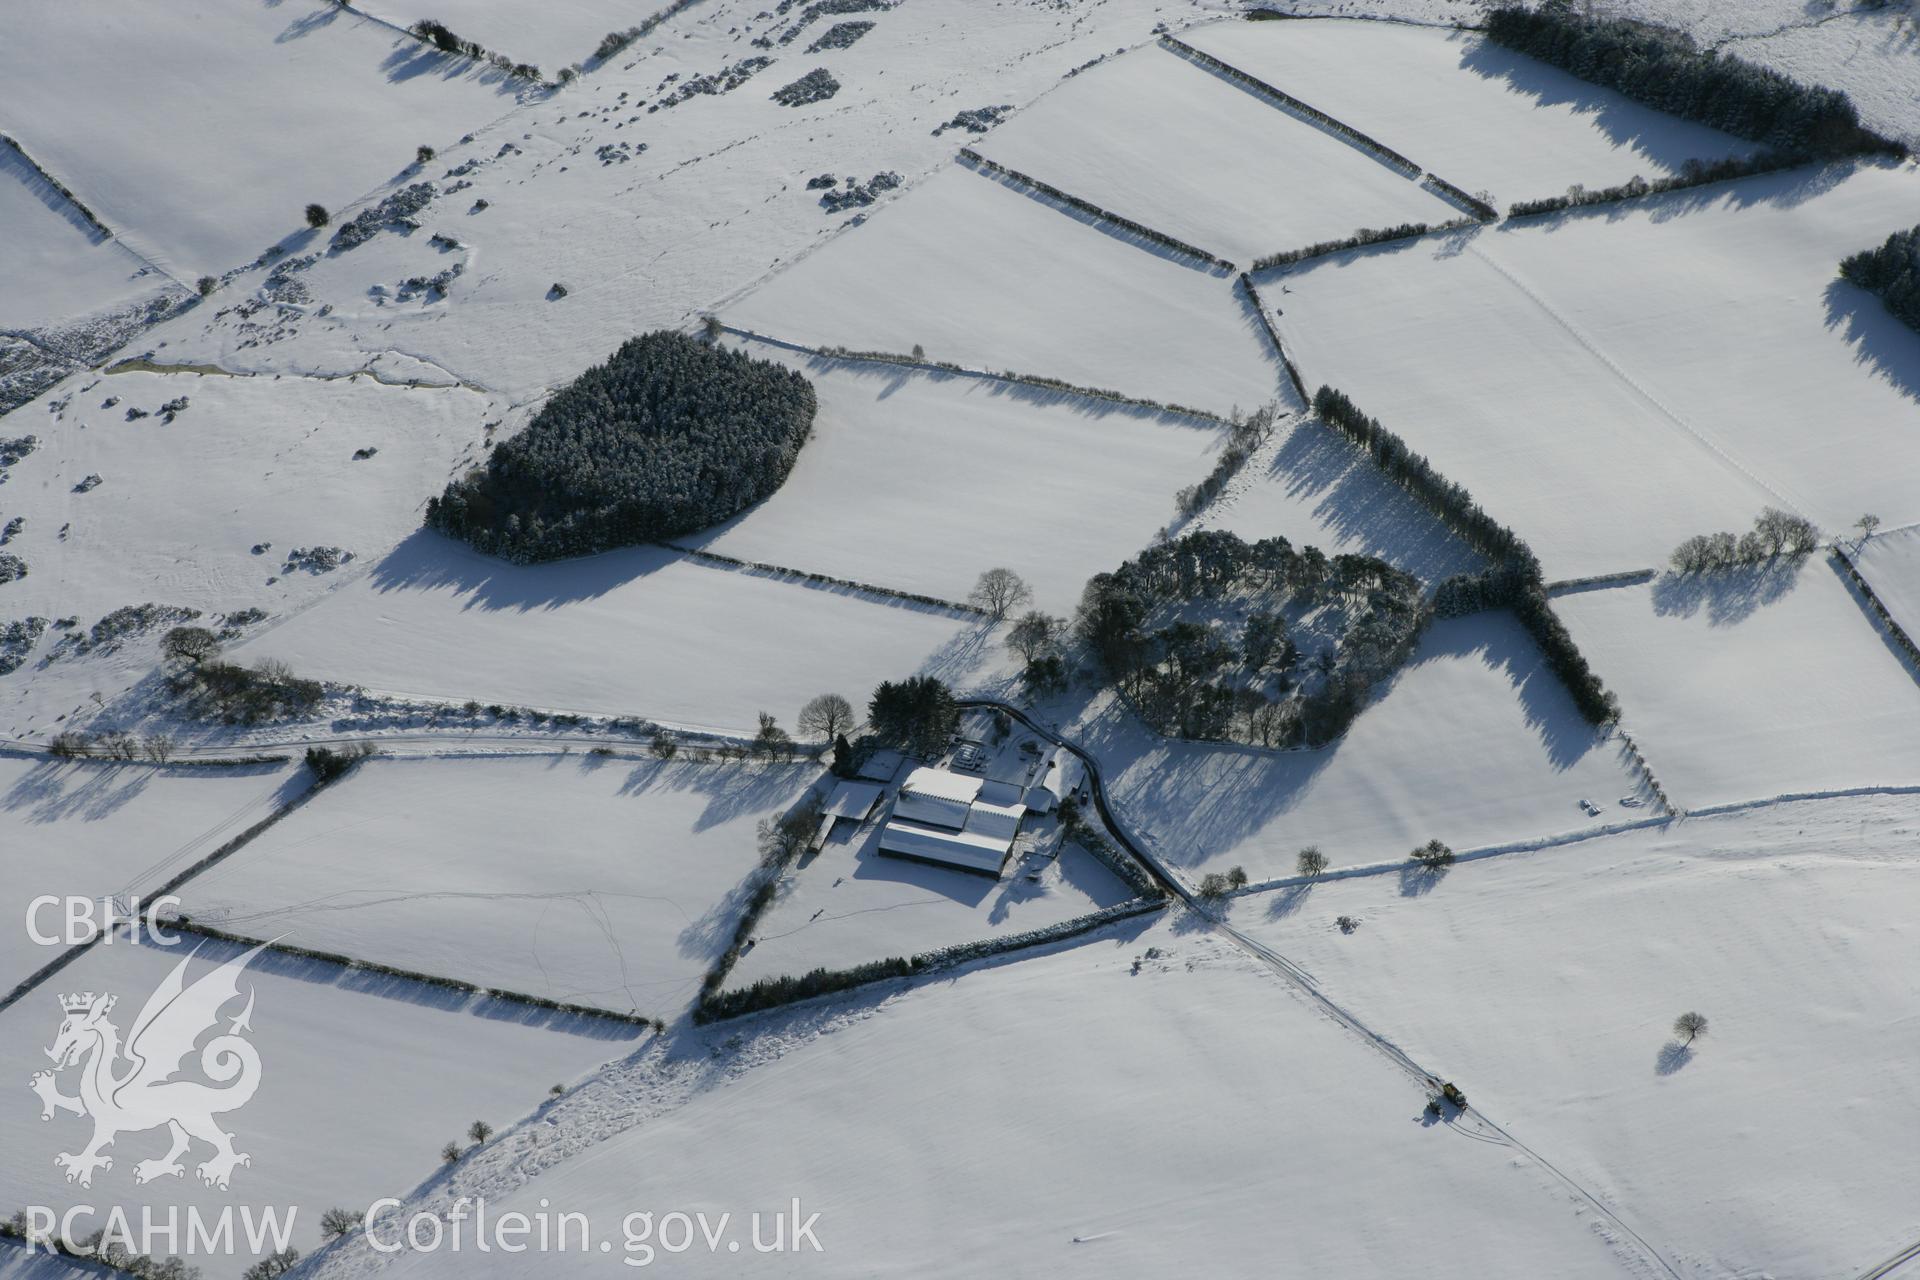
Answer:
416, 144, 436, 166
1005, 610, 1062, 665
319, 1208, 358, 1241
1673, 1011, 1709, 1046
650, 728, 678, 760
161, 625, 220, 666
1297, 846, 1328, 878
304, 203, 330, 228
797, 692, 853, 741
467, 1119, 493, 1144
970, 567, 1032, 620
1857, 513, 1882, 542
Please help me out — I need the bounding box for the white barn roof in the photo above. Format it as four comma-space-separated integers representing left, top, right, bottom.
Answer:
822, 781, 884, 821
878, 819, 1013, 876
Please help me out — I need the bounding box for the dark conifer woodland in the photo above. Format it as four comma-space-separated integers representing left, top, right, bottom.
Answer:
427, 331, 816, 561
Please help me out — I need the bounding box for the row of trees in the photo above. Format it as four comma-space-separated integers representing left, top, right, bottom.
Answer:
1669, 508, 1820, 572
1315, 386, 1620, 726
426, 331, 817, 562
1840, 223, 1920, 334
1174, 404, 1279, 519
1483, 4, 1898, 158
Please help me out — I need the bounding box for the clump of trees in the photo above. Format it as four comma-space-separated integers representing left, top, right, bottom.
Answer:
1840, 224, 1920, 334
867, 676, 958, 756
1006, 610, 1069, 690
1075, 529, 1427, 747
426, 331, 816, 561
305, 742, 374, 784
1484, 4, 1899, 158
171, 656, 324, 724
1669, 508, 1819, 572
1408, 839, 1455, 869
1197, 866, 1249, 900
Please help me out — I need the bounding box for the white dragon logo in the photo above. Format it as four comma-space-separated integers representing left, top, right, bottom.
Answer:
28, 944, 265, 1191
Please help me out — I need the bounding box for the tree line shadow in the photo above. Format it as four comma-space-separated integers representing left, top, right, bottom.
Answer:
1649, 557, 1806, 626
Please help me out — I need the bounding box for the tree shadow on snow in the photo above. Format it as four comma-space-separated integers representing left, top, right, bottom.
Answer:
1649, 559, 1804, 627
1824, 278, 1920, 406
1655, 1040, 1694, 1075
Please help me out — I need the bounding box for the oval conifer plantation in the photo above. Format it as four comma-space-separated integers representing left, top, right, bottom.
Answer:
426, 331, 816, 561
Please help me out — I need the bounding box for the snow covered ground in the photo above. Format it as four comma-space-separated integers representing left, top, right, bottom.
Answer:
180, 754, 817, 1016
0, 0, 525, 280
726, 820, 1137, 989
1554, 559, 1920, 809
1851, 524, 1920, 643
317, 917, 1640, 1280
1228, 793, 1920, 1280
730, 165, 1285, 417
350, 0, 645, 74
0, 151, 165, 333
973, 40, 1458, 264
687, 341, 1228, 612
233, 537, 984, 736
1270, 160, 1920, 579
1083, 612, 1646, 886
0, 935, 642, 1277
1180, 17, 1755, 203
0, 754, 302, 993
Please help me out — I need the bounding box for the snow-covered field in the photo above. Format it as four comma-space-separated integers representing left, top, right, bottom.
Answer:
688, 342, 1227, 611
730, 166, 1285, 417
1555, 559, 1920, 809
180, 754, 817, 1016
0, 153, 164, 332
974, 41, 1457, 264
337, 918, 1639, 1280
1230, 793, 1920, 1280
1180, 17, 1755, 201
1087, 612, 1647, 885
0, 935, 641, 1276
726, 822, 1137, 989
234, 538, 983, 735
0, 754, 302, 992
0, 0, 523, 279
1270, 161, 1920, 578
1851, 524, 1920, 644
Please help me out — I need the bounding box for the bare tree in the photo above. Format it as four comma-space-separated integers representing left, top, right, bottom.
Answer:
753, 711, 793, 759
142, 733, 175, 764
319, 1208, 358, 1241
970, 568, 1032, 620
467, 1119, 494, 1144
1856, 513, 1882, 543
1005, 611, 1062, 664
797, 693, 853, 742
161, 625, 221, 666
650, 729, 679, 760
1673, 1011, 1708, 1046
1297, 846, 1328, 877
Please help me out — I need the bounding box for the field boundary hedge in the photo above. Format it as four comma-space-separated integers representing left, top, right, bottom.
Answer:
957, 148, 1235, 271
666, 543, 987, 618
1832, 545, 1920, 678
158, 918, 657, 1028
694, 897, 1164, 1022
1160, 35, 1424, 178
1235, 274, 1308, 404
